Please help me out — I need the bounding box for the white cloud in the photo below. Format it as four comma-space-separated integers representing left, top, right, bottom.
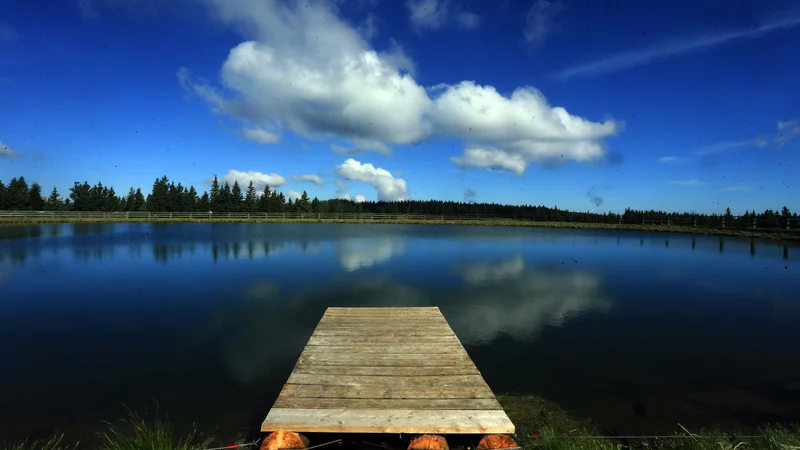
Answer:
285, 190, 302, 201
657, 156, 691, 163
693, 140, 753, 155
666, 179, 709, 186
555, 16, 800, 80
777, 119, 798, 131
437, 81, 618, 173
0, 139, 20, 159
220, 169, 286, 190
775, 118, 800, 148
456, 11, 481, 30
335, 158, 408, 201
242, 126, 280, 144
406, 0, 449, 33
291, 174, 323, 186
719, 185, 753, 192
405, 0, 480, 33
184, 0, 617, 176
524, 0, 564, 47
336, 192, 367, 202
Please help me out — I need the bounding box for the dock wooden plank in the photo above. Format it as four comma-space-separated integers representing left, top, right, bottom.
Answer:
263, 409, 514, 434
279, 384, 494, 399
291, 364, 480, 376
261, 307, 515, 434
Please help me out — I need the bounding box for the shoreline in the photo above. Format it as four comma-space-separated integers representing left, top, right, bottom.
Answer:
5, 395, 799, 450
2, 217, 799, 242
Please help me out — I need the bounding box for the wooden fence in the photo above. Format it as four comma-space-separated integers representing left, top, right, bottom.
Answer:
0, 210, 791, 230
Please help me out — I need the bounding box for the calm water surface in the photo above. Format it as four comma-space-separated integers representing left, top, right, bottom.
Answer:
1, 223, 799, 440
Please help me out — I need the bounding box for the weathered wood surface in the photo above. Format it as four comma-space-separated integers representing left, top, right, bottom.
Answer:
261, 307, 515, 434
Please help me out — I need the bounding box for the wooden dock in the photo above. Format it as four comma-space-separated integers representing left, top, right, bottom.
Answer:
261, 307, 515, 435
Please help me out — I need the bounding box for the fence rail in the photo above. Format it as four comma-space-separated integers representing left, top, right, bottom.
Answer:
0, 210, 793, 230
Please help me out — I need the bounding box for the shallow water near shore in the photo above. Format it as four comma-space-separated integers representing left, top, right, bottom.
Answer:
1, 222, 798, 441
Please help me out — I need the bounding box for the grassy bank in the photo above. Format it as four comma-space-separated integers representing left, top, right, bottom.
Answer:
2, 216, 799, 241
4, 397, 800, 449
498, 394, 800, 449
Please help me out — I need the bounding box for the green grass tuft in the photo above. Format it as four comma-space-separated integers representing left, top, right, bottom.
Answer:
97, 407, 212, 450
1, 435, 76, 450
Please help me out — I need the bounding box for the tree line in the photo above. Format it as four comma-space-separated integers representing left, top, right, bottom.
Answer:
0, 175, 796, 228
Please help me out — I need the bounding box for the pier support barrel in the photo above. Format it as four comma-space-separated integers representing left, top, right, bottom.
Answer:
260, 431, 309, 450
408, 435, 448, 450
476, 435, 518, 450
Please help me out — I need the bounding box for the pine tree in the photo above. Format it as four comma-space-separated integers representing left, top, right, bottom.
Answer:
0, 180, 6, 210
221, 182, 232, 212
210, 175, 221, 212
70, 182, 91, 211
198, 192, 210, 211
6, 177, 30, 210
133, 188, 146, 211
231, 181, 243, 212
46, 187, 62, 211
244, 181, 258, 212
28, 182, 45, 210
258, 184, 271, 212
295, 191, 312, 213
186, 186, 199, 211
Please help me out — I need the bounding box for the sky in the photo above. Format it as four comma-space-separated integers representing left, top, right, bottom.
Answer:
0, 0, 798, 214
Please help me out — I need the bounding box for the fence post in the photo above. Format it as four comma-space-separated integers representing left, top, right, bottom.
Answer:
642, 217, 645, 225
283, 212, 285, 219
127, 212, 130, 219
722, 217, 725, 228
170, 212, 173, 219
148, 212, 151, 219
694, 217, 697, 227
753, 217, 757, 229
667, 218, 671, 226
788, 217, 791, 231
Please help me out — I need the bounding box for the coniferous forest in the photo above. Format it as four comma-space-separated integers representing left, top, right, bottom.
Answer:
0, 174, 796, 229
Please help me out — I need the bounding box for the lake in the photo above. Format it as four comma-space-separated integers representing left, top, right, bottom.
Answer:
1, 222, 799, 442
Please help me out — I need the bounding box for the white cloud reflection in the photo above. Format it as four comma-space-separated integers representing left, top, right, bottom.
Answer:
338, 238, 406, 271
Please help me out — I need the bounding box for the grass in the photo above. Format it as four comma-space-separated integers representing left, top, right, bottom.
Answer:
497, 394, 800, 449
2, 435, 76, 450
2, 408, 213, 450
3, 398, 800, 449
97, 407, 213, 450
2, 217, 798, 241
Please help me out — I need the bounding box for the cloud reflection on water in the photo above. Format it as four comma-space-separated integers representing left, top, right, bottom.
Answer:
337, 238, 406, 271
447, 256, 612, 345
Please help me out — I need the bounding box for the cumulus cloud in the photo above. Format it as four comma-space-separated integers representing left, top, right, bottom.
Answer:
285, 190, 302, 201
220, 169, 286, 190
524, 0, 564, 47
291, 174, 323, 186
337, 192, 366, 202
464, 188, 476, 201
184, 0, 618, 176
242, 126, 280, 144
775, 118, 800, 148
0, 139, 20, 159
335, 158, 408, 201
666, 179, 709, 186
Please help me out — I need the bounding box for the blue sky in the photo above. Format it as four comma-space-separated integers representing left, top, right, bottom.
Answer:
0, 0, 798, 214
